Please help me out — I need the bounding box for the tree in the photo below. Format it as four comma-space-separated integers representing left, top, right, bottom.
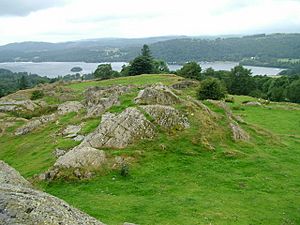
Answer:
153, 60, 170, 74
94, 64, 114, 80
266, 76, 290, 101
128, 56, 154, 76
197, 78, 227, 100
120, 64, 130, 76
287, 79, 300, 103
141, 44, 151, 58
177, 62, 202, 80
18, 75, 29, 90
228, 65, 255, 95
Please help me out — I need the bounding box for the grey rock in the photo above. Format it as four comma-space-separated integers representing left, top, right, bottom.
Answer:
244, 101, 262, 106
0, 100, 37, 112
53, 148, 67, 158
0, 161, 31, 188
15, 114, 56, 136
54, 146, 106, 170
141, 105, 189, 130
73, 135, 85, 142
62, 125, 82, 138
80, 108, 156, 149
208, 100, 250, 141
0, 184, 105, 225
86, 96, 120, 118
229, 122, 250, 141
85, 85, 130, 106
188, 98, 218, 118
172, 79, 199, 89
57, 101, 83, 115
134, 84, 181, 105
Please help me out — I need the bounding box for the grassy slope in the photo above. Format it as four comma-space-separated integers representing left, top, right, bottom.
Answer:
0, 74, 300, 225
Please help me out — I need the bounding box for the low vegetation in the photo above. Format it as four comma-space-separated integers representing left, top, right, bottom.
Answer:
0, 74, 299, 224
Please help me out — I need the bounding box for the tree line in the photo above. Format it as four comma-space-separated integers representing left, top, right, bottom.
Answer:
94, 45, 300, 103
1, 44, 299, 103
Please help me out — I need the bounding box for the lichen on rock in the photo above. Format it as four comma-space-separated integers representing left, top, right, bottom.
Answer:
140, 105, 189, 131
134, 84, 181, 105
80, 107, 156, 149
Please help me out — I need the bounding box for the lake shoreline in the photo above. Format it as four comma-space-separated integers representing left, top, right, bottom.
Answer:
0, 61, 284, 78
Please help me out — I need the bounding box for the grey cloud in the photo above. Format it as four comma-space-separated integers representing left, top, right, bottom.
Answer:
0, 0, 67, 16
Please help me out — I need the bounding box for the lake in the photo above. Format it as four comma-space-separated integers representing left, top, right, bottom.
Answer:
0, 61, 283, 78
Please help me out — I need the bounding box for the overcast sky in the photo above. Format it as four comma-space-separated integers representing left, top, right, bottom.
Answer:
0, 0, 299, 45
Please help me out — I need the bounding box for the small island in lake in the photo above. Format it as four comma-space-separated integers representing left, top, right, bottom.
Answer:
70, 66, 83, 72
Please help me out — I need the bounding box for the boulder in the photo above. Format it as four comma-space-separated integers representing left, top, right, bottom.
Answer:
0, 100, 37, 112
172, 80, 199, 89
15, 114, 56, 136
134, 84, 181, 105
85, 85, 130, 106
0, 184, 105, 225
229, 122, 250, 141
141, 105, 189, 130
0, 161, 105, 224
73, 135, 85, 142
0, 161, 31, 188
244, 101, 262, 106
86, 96, 120, 118
80, 108, 156, 149
57, 101, 83, 115
62, 125, 82, 138
54, 146, 106, 170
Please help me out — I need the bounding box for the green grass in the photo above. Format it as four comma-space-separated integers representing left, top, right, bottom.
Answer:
1, 75, 300, 225
68, 74, 182, 92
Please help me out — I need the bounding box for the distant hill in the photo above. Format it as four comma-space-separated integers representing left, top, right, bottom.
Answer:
0, 34, 300, 66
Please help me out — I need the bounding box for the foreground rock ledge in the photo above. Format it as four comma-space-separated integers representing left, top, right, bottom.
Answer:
0, 160, 105, 225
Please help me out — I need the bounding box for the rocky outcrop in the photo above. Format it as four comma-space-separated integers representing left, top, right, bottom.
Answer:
15, 114, 56, 135
42, 146, 107, 180
62, 125, 82, 138
86, 96, 120, 118
57, 101, 84, 115
229, 122, 250, 141
85, 85, 130, 106
134, 84, 181, 105
0, 100, 38, 112
0, 161, 105, 225
172, 80, 199, 89
81, 108, 156, 149
0, 161, 31, 188
208, 100, 249, 141
244, 101, 262, 106
0, 184, 105, 225
15, 113, 56, 136
141, 105, 189, 131
54, 146, 106, 170
188, 98, 218, 118
53, 148, 67, 158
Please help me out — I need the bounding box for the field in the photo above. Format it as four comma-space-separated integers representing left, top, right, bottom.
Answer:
0, 74, 300, 225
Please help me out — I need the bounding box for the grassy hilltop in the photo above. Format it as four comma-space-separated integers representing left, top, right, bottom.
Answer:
0, 74, 300, 225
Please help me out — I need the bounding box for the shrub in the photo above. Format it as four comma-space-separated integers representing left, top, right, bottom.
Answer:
30, 90, 44, 100
197, 78, 227, 100
120, 162, 129, 177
